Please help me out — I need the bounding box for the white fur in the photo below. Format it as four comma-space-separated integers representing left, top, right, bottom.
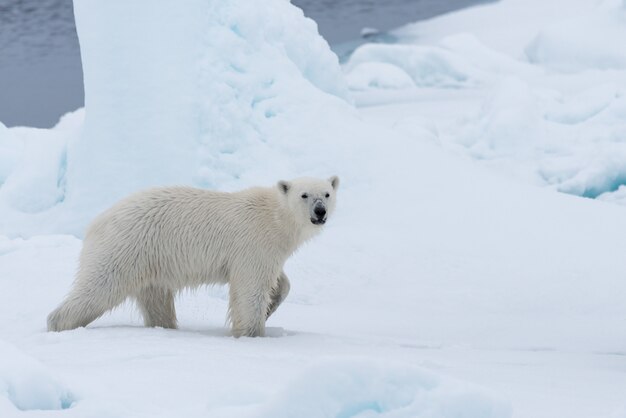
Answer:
47, 176, 339, 337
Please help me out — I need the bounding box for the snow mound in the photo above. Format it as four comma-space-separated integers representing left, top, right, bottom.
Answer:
542, 83, 617, 125
0, 340, 74, 411
345, 62, 415, 91
439, 33, 540, 77
455, 76, 544, 160
345, 44, 484, 88
450, 75, 626, 198
525, 4, 626, 72
0, 122, 22, 185
349, 0, 626, 204
598, 184, 626, 205
258, 360, 510, 418
0, 110, 83, 214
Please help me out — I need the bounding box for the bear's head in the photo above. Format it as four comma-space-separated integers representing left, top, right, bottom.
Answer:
277, 176, 339, 229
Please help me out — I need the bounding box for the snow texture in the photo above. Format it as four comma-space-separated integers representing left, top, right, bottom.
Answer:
258, 360, 510, 418
345, 43, 484, 89
345, 62, 415, 91
0, 340, 74, 412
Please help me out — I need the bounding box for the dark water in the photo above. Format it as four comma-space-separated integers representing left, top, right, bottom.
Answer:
0, 0, 490, 128
293, 0, 492, 45
0, 0, 83, 128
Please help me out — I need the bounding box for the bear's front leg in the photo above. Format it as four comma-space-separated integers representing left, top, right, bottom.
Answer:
228, 266, 275, 337
267, 270, 290, 319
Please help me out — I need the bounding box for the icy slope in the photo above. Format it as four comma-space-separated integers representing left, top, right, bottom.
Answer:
345, 0, 626, 204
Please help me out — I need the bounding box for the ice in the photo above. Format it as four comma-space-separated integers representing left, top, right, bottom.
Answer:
0, 121, 70, 213
0, 110, 82, 213
1, 0, 620, 233
438, 34, 540, 77
258, 360, 510, 418
360, 27, 380, 38
525, 5, 626, 72
0, 340, 74, 412
598, 184, 626, 205
392, 0, 593, 57
542, 84, 617, 125
0, 110, 83, 236
69, 0, 349, 213
0, 122, 22, 185
454, 76, 544, 160
345, 62, 415, 90
349, 0, 626, 204
345, 43, 483, 88
0, 0, 353, 236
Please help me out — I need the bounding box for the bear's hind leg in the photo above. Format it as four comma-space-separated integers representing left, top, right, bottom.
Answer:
137, 285, 177, 329
47, 281, 127, 332
267, 271, 290, 319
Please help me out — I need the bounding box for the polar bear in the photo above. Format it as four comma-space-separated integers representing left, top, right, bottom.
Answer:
47, 176, 339, 337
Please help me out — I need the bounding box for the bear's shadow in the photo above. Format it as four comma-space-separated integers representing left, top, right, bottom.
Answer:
183, 326, 297, 338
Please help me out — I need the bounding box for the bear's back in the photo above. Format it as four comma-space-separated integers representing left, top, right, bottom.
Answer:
84, 186, 293, 265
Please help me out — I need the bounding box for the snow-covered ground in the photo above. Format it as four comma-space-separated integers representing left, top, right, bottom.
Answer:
1, 0, 626, 417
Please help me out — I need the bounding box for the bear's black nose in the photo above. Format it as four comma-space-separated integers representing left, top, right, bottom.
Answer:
314, 206, 326, 218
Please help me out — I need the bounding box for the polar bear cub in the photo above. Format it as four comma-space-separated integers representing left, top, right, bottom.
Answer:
47, 176, 339, 337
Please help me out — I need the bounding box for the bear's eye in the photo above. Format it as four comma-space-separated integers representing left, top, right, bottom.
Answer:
301, 193, 308, 199
325, 193, 330, 198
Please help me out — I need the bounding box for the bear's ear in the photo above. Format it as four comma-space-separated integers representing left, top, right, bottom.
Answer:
277, 180, 291, 195
329, 176, 340, 190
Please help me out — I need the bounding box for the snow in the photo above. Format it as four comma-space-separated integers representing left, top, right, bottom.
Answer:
0, 110, 83, 236
1, 0, 626, 417
0, 340, 74, 412
525, 5, 626, 72
345, 43, 484, 88
345, 62, 415, 91
0, 111, 81, 213
0, 122, 22, 186
258, 360, 510, 418
347, 0, 626, 205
